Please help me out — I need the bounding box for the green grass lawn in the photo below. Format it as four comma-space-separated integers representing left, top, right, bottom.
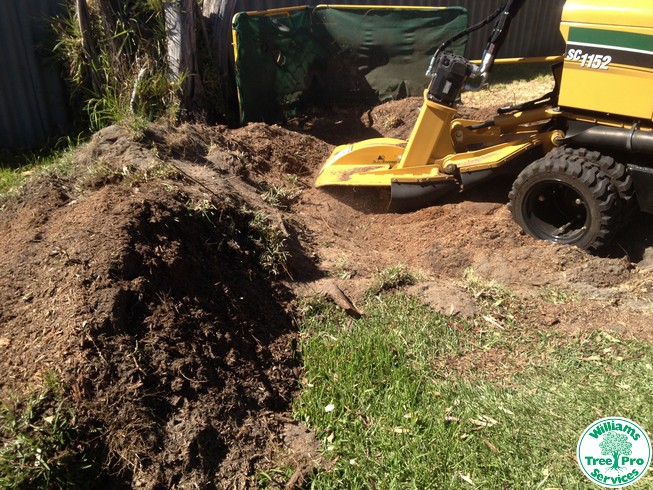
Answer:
0, 144, 78, 202
292, 270, 653, 489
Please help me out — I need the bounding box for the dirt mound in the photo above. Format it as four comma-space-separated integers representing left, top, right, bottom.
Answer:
0, 125, 312, 487
2, 97, 653, 487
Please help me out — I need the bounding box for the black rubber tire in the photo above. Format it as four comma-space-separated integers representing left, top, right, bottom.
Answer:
508, 151, 619, 251
560, 146, 637, 223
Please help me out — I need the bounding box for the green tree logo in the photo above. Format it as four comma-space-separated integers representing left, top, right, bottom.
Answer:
578, 417, 651, 487
600, 431, 633, 474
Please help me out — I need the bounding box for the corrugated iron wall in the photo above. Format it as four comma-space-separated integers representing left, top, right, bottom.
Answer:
438, 0, 565, 57
0, 0, 69, 150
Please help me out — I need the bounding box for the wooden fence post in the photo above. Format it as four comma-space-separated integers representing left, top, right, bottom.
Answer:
202, 0, 239, 119
164, 0, 203, 112
75, 0, 101, 94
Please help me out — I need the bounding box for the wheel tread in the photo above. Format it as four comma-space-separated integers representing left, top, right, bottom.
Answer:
559, 146, 637, 222
508, 148, 619, 251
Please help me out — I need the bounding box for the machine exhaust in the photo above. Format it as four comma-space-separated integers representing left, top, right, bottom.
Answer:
565, 126, 653, 155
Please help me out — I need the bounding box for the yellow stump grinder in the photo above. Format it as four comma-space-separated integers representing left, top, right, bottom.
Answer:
315, 0, 653, 251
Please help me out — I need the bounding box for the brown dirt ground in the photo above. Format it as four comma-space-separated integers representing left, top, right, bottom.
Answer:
1, 97, 653, 488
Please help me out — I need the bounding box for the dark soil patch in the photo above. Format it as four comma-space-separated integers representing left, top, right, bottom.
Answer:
0, 126, 307, 488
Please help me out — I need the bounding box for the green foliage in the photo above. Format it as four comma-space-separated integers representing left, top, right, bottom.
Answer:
463, 267, 520, 326
0, 167, 24, 202
247, 210, 289, 276
539, 285, 579, 304
258, 465, 295, 489
51, 8, 84, 88
0, 139, 80, 202
294, 293, 653, 488
261, 182, 302, 211
52, 0, 183, 132
0, 376, 98, 488
368, 264, 419, 296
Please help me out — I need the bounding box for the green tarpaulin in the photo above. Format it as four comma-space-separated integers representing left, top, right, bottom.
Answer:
232, 6, 467, 123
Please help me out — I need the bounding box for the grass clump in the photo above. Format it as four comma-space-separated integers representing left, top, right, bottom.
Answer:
294, 291, 653, 488
52, 1, 184, 132
463, 267, 521, 328
330, 255, 356, 280
186, 194, 218, 221
539, 285, 579, 305
0, 141, 79, 203
247, 210, 289, 277
0, 376, 98, 488
258, 465, 295, 489
261, 182, 302, 211
368, 264, 420, 296
0, 167, 25, 202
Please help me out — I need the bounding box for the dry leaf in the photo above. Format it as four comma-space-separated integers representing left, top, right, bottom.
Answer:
578, 355, 601, 362
470, 415, 499, 430
482, 437, 499, 453
459, 473, 475, 485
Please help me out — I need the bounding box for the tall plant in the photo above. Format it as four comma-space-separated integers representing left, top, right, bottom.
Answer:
53, 0, 196, 131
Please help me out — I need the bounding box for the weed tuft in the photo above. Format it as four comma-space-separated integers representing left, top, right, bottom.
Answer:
462, 267, 521, 325
261, 183, 302, 211
247, 210, 289, 276
52, 1, 184, 132
0, 377, 98, 488
539, 285, 579, 304
368, 264, 419, 295
187, 194, 218, 221
258, 465, 295, 489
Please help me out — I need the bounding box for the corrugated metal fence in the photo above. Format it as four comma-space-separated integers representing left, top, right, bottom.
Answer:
2, 0, 567, 149
421, 0, 566, 58
0, 0, 70, 149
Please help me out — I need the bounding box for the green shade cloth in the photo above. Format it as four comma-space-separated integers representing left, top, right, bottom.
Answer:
233, 6, 467, 123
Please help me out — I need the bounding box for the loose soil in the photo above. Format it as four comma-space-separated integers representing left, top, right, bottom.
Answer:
1, 97, 653, 488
